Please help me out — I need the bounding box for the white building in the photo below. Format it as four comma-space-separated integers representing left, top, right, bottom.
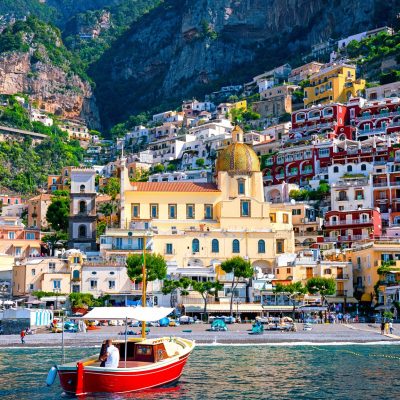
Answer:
330, 176, 374, 212
149, 170, 211, 183
30, 109, 53, 127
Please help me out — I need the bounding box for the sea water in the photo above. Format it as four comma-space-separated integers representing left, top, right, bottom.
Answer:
0, 344, 400, 400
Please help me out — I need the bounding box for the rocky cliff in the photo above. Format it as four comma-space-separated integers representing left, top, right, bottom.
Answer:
92, 0, 398, 128
0, 52, 99, 125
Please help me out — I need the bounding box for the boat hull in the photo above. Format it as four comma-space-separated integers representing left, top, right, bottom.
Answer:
58, 353, 191, 395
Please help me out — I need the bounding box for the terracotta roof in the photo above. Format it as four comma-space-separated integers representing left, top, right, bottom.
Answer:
130, 182, 220, 192
28, 194, 53, 201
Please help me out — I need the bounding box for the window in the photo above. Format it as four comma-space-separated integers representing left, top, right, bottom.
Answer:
241, 200, 250, 217
8, 232, 15, 239
80, 184, 85, 193
150, 204, 158, 219
29, 284, 34, 290
78, 225, 87, 238
232, 239, 240, 253
49, 262, 56, 272
168, 204, 177, 219
319, 149, 330, 158
324, 268, 332, 274
283, 214, 289, 224
26, 232, 35, 240
72, 270, 80, 280
287, 268, 291, 274
333, 166, 339, 173
31, 269, 36, 276
109, 280, 116, 290
238, 180, 245, 195
132, 204, 140, 218
15, 247, 21, 256
90, 280, 97, 290
53, 280, 61, 290
73, 256, 80, 264
79, 201, 87, 213
347, 165, 352, 172
186, 204, 195, 219
258, 240, 265, 253
192, 239, 200, 253
166, 243, 173, 254
204, 204, 213, 219
211, 239, 219, 253
276, 239, 284, 254
270, 213, 276, 222
361, 164, 366, 171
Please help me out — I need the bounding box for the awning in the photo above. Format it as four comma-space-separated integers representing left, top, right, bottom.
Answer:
80, 306, 173, 321
326, 297, 358, 304
184, 303, 263, 313
299, 306, 327, 312
261, 305, 295, 312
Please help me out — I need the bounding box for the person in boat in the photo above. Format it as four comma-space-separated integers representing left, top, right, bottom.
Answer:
98, 340, 108, 367
103, 339, 120, 368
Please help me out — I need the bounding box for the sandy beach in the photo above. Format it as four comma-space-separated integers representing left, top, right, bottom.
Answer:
1, 323, 399, 348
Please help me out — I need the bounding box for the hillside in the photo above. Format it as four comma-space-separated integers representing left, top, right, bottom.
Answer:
0, 16, 99, 126
91, 0, 399, 129
0, 97, 84, 194
62, 0, 162, 66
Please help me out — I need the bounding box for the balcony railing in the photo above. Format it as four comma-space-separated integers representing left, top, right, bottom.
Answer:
336, 274, 349, 280
336, 290, 346, 296
325, 219, 371, 226
336, 197, 349, 202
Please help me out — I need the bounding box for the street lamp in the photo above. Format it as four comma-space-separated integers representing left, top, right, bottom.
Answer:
233, 297, 241, 321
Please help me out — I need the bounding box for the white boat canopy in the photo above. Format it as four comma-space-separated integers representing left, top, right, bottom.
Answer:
79, 306, 174, 322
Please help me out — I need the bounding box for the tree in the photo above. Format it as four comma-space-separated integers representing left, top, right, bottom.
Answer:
162, 277, 192, 307
46, 194, 69, 232
102, 177, 120, 201
98, 202, 117, 228
306, 277, 336, 306
191, 280, 223, 320
220, 257, 254, 317
274, 282, 306, 319
42, 231, 68, 256
151, 164, 164, 174
126, 253, 167, 291
195, 158, 205, 168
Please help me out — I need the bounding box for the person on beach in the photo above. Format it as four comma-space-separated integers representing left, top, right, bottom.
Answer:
380, 321, 385, 335
20, 330, 26, 344
389, 321, 394, 334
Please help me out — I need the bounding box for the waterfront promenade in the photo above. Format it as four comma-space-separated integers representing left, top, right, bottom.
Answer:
0, 323, 399, 347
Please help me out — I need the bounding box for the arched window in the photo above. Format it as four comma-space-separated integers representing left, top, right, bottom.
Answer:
78, 225, 87, 238
347, 165, 352, 172
72, 270, 80, 280
232, 239, 240, 253
361, 164, 366, 171
80, 184, 85, 193
211, 239, 219, 253
79, 201, 87, 213
258, 240, 266, 253
192, 238, 200, 253
333, 166, 339, 173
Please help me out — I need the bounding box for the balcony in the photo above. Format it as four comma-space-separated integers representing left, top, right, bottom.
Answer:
325, 219, 371, 227
357, 127, 386, 136
336, 274, 349, 280
336, 196, 349, 202
287, 170, 299, 177
301, 168, 313, 175
336, 290, 347, 296
263, 175, 273, 181
275, 173, 285, 180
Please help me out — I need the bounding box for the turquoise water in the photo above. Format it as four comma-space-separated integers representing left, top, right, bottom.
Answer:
1, 344, 400, 399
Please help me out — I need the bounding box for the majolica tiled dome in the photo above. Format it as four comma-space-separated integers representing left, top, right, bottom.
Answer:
216, 126, 260, 173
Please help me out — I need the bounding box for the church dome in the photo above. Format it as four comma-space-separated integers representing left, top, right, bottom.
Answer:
216, 126, 260, 173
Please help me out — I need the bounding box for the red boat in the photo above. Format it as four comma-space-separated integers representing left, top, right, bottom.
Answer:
47, 240, 195, 395
56, 336, 195, 395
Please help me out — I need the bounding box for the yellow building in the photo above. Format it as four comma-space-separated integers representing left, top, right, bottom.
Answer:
12, 251, 84, 296
304, 63, 365, 107
103, 126, 294, 282
346, 241, 400, 303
